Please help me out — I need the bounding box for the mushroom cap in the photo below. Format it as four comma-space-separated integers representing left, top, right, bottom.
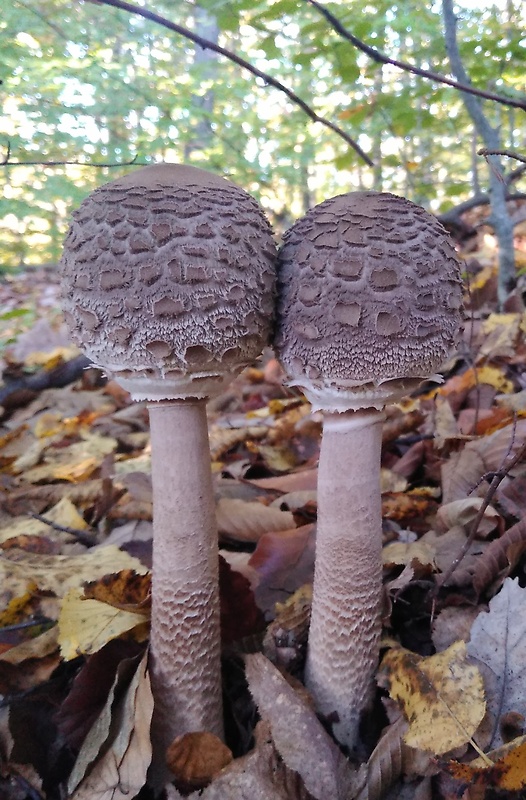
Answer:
60, 164, 276, 400
274, 191, 464, 411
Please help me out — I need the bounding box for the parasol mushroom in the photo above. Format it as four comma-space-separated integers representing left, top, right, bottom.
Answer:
60, 163, 276, 776
274, 190, 463, 750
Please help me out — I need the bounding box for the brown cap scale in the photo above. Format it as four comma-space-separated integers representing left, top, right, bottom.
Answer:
60, 163, 276, 781
274, 191, 463, 749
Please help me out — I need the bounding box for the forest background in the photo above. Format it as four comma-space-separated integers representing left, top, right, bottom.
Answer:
1, 0, 525, 291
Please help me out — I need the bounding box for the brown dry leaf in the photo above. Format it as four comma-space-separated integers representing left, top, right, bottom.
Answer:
58, 588, 148, 660
216, 498, 295, 543
435, 498, 501, 538
83, 570, 151, 613
434, 396, 460, 447
356, 715, 434, 800
166, 732, 233, 791
472, 518, 526, 596
5, 479, 105, 516
166, 720, 314, 800
379, 641, 486, 754
445, 734, 526, 793
245, 653, 357, 800
442, 418, 526, 503
421, 526, 488, 588
381, 492, 437, 528
247, 468, 318, 493
250, 524, 316, 612
69, 650, 153, 800
468, 578, 526, 751
432, 606, 482, 653
0, 626, 59, 666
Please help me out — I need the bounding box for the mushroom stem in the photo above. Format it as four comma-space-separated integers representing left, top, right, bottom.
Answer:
148, 399, 223, 758
305, 408, 384, 750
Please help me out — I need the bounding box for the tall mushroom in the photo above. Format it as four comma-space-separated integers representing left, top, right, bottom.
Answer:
60, 164, 276, 771
274, 191, 463, 750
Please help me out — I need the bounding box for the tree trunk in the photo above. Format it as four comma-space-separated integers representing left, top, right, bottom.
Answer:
442, 0, 516, 305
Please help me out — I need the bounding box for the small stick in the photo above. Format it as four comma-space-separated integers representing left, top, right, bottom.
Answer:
30, 513, 97, 547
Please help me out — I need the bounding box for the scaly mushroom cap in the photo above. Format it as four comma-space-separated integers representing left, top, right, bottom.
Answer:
275, 191, 463, 411
60, 164, 276, 400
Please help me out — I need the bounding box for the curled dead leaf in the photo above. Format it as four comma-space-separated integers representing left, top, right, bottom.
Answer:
166, 731, 233, 792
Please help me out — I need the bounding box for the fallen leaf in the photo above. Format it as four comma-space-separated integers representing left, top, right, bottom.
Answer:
249, 524, 315, 614
0, 546, 148, 622
69, 650, 153, 799
468, 578, 526, 750
0, 496, 89, 545
382, 541, 436, 574
379, 641, 486, 754
472, 518, 526, 596
83, 570, 151, 613
445, 734, 526, 792
58, 588, 148, 660
245, 653, 356, 800
166, 731, 233, 791
216, 498, 295, 543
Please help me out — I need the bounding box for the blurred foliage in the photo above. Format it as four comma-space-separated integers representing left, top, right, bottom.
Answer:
0, 0, 525, 265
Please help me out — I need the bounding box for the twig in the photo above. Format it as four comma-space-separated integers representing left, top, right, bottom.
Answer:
83, 0, 373, 166
306, 0, 526, 112
30, 513, 97, 547
478, 148, 526, 165
436, 436, 526, 591
1, 147, 142, 168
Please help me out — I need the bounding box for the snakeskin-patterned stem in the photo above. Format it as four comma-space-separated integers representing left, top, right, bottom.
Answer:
148, 400, 223, 776
305, 410, 383, 750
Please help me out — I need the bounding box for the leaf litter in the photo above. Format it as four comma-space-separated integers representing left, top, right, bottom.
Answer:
3, 249, 526, 799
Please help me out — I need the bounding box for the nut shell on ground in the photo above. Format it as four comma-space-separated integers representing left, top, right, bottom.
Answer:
274, 191, 464, 411
60, 164, 276, 400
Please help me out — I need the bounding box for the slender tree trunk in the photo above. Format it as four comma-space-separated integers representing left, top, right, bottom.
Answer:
184, 5, 219, 160
442, 0, 516, 305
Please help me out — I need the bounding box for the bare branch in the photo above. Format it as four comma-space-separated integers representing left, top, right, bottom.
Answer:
1, 148, 142, 168
478, 148, 526, 166
307, 0, 526, 112
83, 0, 373, 166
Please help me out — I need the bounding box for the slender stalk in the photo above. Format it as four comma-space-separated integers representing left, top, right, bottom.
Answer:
305, 408, 384, 750
148, 400, 223, 767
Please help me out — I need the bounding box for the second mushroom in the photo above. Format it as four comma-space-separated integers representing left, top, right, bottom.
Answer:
274, 191, 463, 750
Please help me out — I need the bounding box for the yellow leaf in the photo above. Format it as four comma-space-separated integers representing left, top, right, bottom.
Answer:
382, 541, 436, 571
58, 588, 148, 660
0, 497, 88, 545
476, 365, 514, 394
0, 545, 148, 612
0, 581, 38, 625
380, 641, 486, 754
446, 735, 526, 792
52, 456, 99, 482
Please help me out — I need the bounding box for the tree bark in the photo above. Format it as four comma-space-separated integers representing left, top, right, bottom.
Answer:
442, 0, 516, 304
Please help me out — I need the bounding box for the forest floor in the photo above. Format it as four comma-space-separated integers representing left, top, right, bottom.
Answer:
2, 210, 526, 800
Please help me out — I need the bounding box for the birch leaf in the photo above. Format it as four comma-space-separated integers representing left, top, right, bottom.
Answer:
379, 641, 486, 754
